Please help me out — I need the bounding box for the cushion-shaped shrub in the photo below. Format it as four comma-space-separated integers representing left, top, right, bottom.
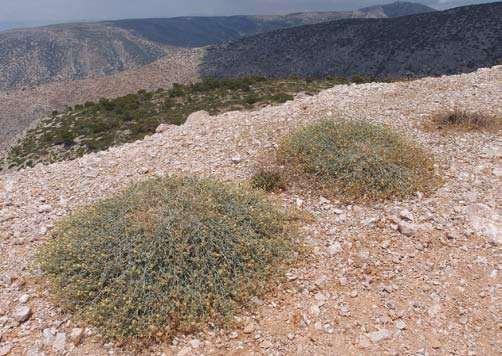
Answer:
250, 168, 285, 192
426, 110, 501, 132
278, 119, 437, 200
39, 176, 295, 340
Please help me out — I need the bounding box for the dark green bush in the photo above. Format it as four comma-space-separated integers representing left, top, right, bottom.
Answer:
351, 75, 373, 84
270, 93, 294, 103
251, 169, 285, 192
53, 130, 75, 147
245, 94, 260, 105
168, 83, 185, 97
278, 120, 437, 200
38, 176, 295, 340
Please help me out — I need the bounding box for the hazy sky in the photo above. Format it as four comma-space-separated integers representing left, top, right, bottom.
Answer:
0, 0, 494, 23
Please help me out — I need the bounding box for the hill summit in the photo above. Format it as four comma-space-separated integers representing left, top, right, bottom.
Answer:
359, 1, 435, 17
0, 65, 500, 354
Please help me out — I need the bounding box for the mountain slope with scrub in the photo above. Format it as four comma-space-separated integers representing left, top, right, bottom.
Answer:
201, 3, 502, 79
0, 1, 435, 91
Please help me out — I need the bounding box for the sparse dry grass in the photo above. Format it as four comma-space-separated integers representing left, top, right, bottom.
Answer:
277, 119, 438, 201
424, 110, 501, 133
38, 176, 297, 341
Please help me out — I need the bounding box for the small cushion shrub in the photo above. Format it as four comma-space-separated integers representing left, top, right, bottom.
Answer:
250, 168, 285, 192
277, 119, 437, 200
425, 110, 501, 132
38, 176, 295, 340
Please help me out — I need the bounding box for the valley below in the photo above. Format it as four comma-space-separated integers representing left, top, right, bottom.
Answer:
0, 48, 201, 156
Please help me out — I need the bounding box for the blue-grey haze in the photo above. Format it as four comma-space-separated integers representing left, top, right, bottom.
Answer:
0, 0, 494, 29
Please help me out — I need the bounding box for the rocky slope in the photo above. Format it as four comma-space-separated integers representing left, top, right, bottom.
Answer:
0, 2, 439, 155
1, 76, 350, 171
201, 3, 502, 79
0, 66, 500, 355
0, 23, 170, 91
0, 2, 434, 91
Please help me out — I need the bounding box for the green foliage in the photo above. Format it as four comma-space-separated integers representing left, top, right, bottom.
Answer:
269, 93, 294, 103
192, 77, 266, 92
426, 110, 501, 132
278, 120, 437, 200
245, 94, 260, 105
168, 83, 185, 98
351, 75, 374, 84
251, 169, 285, 192
38, 176, 295, 340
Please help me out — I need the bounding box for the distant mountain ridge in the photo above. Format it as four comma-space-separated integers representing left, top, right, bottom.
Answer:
109, 2, 434, 47
358, 1, 435, 17
0, 2, 435, 91
201, 3, 502, 79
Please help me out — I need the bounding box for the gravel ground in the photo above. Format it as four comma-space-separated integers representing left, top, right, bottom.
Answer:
0, 66, 500, 355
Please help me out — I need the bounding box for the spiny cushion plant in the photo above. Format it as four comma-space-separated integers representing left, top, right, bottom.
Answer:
277, 119, 437, 200
250, 168, 285, 192
426, 110, 501, 132
38, 176, 295, 340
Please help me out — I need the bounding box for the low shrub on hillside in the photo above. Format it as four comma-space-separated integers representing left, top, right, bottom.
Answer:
251, 168, 285, 192
38, 176, 295, 340
269, 93, 294, 103
351, 75, 375, 84
425, 110, 501, 132
277, 119, 437, 200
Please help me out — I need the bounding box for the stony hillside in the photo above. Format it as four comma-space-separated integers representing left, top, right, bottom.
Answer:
0, 1, 438, 154
0, 66, 500, 355
0, 2, 434, 91
201, 3, 502, 79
